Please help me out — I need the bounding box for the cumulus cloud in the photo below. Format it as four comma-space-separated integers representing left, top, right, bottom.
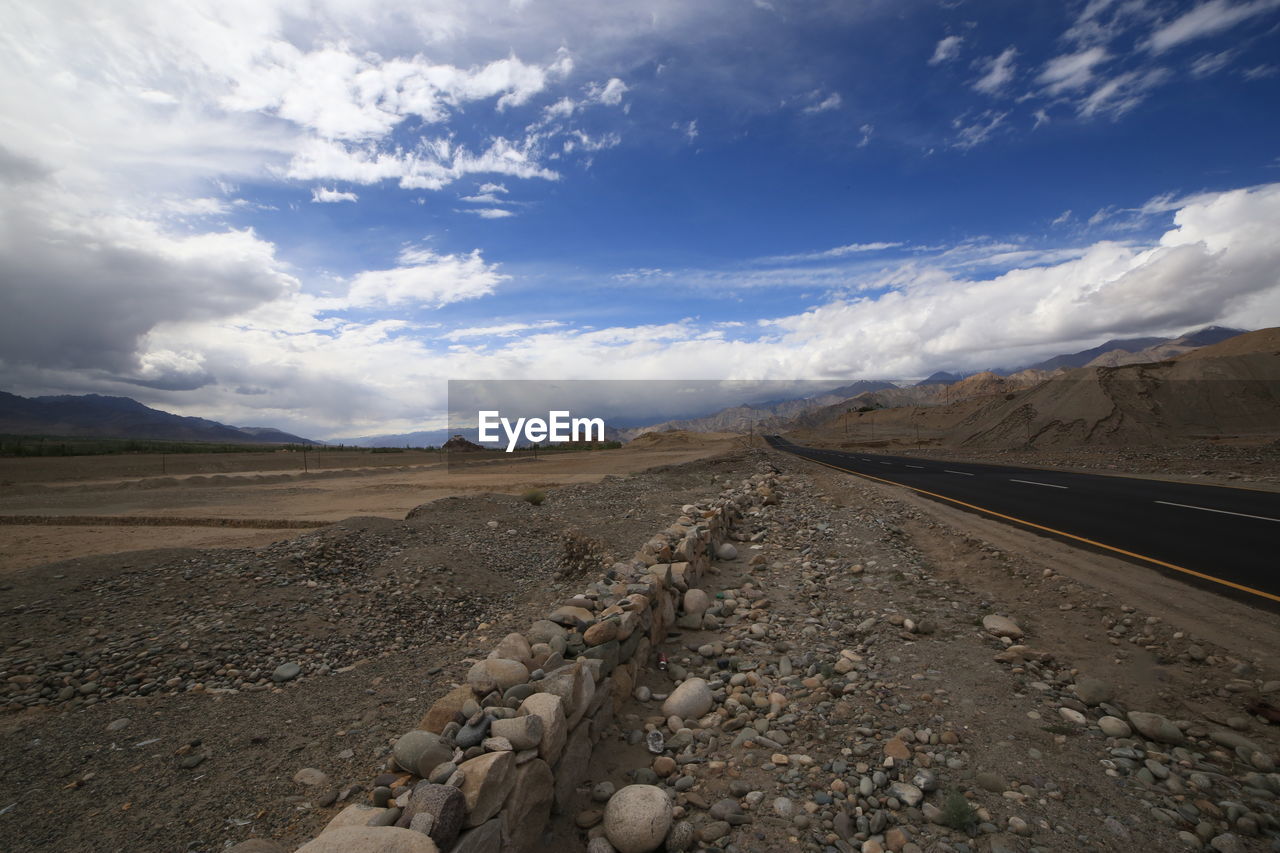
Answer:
585, 78, 629, 106
311, 187, 358, 203
346, 248, 508, 308
929, 35, 963, 65
0, 171, 296, 381
34, 182, 1277, 436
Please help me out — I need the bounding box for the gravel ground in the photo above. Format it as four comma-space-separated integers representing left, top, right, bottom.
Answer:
0, 453, 750, 852
552, 449, 1280, 852
4, 446, 1278, 853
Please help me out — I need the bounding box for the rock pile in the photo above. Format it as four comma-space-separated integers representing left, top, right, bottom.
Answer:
245, 466, 782, 853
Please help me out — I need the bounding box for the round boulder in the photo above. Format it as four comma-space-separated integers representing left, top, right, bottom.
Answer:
682, 589, 710, 619
661, 678, 713, 720
295, 826, 439, 853
393, 730, 453, 778
603, 784, 673, 853
467, 658, 529, 693
981, 614, 1024, 639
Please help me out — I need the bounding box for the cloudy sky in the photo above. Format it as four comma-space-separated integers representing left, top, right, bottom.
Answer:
2, 0, 1279, 438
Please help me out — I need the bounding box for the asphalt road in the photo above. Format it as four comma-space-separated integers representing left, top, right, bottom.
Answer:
764, 435, 1280, 606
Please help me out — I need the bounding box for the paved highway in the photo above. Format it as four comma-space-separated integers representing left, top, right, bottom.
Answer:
764, 435, 1280, 606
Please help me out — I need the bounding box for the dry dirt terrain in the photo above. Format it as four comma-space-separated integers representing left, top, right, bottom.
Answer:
0, 437, 741, 572
1, 443, 1278, 853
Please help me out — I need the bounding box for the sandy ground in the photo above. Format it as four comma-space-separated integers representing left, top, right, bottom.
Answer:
0, 439, 741, 571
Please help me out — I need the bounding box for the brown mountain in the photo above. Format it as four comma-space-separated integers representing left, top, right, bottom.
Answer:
786, 327, 1280, 450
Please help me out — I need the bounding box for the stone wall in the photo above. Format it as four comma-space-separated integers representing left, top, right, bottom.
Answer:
262, 465, 780, 853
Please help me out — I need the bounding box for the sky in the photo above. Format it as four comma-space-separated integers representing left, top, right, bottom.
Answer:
2, 0, 1279, 439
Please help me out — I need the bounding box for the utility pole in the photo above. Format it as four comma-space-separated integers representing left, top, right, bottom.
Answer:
302, 446, 308, 473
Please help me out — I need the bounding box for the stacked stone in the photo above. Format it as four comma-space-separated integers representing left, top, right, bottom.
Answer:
276, 466, 780, 853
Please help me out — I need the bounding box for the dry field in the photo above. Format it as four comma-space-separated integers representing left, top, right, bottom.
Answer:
0, 435, 743, 572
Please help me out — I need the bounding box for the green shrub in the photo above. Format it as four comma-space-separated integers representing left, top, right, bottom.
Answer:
521, 489, 546, 506
939, 788, 979, 832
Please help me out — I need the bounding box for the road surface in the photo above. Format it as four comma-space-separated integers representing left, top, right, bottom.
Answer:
764, 436, 1280, 607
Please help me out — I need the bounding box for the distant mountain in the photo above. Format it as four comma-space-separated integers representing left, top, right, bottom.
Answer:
334, 429, 456, 448
1020, 337, 1170, 372
787, 328, 1280, 451
0, 392, 318, 445
917, 371, 962, 386
335, 423, 625, 449
618, 380, 898, 439
1083, 326, 1248, 367
1017, 326, 1247, 372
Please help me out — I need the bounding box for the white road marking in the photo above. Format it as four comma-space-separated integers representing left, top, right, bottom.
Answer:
906, 464, 924, 469
945, 470, 974, 476
1155, 501, 1280, 523
1010, 479, 1067, 489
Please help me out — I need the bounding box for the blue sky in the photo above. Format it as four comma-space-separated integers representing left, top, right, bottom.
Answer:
2, 0, 1279, 437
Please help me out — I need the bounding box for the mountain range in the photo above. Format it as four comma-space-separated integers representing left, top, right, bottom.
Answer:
619, 326, 1248, 438
0, 325, 1252, 446
788, 326, 1280, 450
0, 392, 317, 445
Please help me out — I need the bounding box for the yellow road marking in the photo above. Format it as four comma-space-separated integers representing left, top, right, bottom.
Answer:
789, 451, 1280, 605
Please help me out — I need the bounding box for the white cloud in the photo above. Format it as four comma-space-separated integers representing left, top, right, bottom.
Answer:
678, 120, 699, 142
803, 92, 843, 114
857, 123, 874, 148
1191, 49, 1239, 76
1038, 47, 1110, 94
285, 135, 560, 190
758, 241, 903, 265
563, 130, 622, 154
952, 110, 1007, 149
311, 186, 358, 203
163, 197, 234, 216
973, 47, 1018, 94
1064, 0, 1157, 46
346, 248, 508, 307
1145, 0, 1280, 53
585, 77, 629, 106
1243, 64, 1279, 79
442, 321, 563, 341
220, 46, 568, 141
21, 182, 1277, 436
929, 35, 964, 65
463, 207, 516, 218
1078, 68, 1170, 118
